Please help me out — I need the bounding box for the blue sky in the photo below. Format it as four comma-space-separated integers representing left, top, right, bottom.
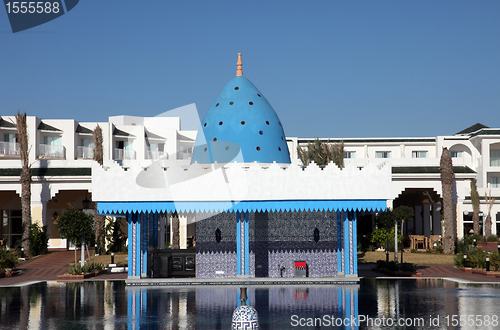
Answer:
1, 1, 499, 138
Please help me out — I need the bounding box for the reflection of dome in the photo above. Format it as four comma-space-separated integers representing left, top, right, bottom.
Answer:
231, 305, 259, 330
191, 53, 291, 164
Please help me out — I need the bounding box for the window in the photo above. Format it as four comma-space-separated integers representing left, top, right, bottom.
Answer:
4, 134, 15, 143
496, 213, 500, 236
80, 138, 94, 148
490, 176, 500, 188
412, 151, 428, 158
450, 151, 463, 158
375, 151, 391, 158
344, 151, 355, 159
1, 210, 22, 248
44, 135, 62, 146
490, 150, 500, 167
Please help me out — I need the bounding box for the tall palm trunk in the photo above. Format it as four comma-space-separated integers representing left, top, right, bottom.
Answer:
171, 212, 180, 249
16, 111, 31, 254
93, 125, 106, 254
470, 178, 480, 236
440, 147, 456, 254
485, 192, 496, 237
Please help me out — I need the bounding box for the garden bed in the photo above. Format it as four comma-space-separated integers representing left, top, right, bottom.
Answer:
57, 269, 107, 281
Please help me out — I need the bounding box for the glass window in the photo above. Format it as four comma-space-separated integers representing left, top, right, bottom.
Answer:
450, 151, 463, 158
490, 150, 500, 166
496, 213, 500, 236
412, 151, 428, 158
44, 135, 62, 146
344, 151, 355, 159
375, 151, 391, 158
490, 176, 500, 188
80, 138, 94, 148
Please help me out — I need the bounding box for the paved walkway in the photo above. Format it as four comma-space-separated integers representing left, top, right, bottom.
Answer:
2, 252, 500, 287
359, 263, 500, 283
0, 251, 127, 287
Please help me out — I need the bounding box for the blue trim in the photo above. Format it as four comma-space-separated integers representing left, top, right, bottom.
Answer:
127, 290, 133, 330
244, 211, 249, 275
337, 210, 342, 274
98, 199, 387, 214
353, 211, 358, 275
135, 215, 141, 277
141, 213, 147, 276
345, 288, 351, 328
343, 212, 350, 275
127, 213, 133, 277
236, 212, 241, 276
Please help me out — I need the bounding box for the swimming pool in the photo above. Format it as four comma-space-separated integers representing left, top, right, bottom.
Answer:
1, 279, 499, 329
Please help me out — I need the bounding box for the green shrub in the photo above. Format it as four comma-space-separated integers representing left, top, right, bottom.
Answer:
486, 235, 500, 243
454, 254, 465, 267
400, 262, 416, 272
0, 247, 18, 269
68, 264, 83, 275
489, 252, 500, 271
29, 223, 49, 256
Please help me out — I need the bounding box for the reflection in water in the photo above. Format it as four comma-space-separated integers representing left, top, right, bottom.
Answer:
1, 279, 500, 329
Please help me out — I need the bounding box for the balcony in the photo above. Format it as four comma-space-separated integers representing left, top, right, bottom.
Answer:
77, 146, 94, 159
114, 148, 136, 160
145, 150, 168, 160
0, 142, 20, 157
39, 144, 65, 159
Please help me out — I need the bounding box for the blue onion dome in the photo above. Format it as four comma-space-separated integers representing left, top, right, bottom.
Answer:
191, 53, 291, 164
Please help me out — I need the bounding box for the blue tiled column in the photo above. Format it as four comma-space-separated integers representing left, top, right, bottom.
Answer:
236, 212, 241, 276
343, 211, 350, 275
337, 210, 342, 274
135, 213, 141, 277
127, 213, 133, 277
244, 211, 249, 275
353, 211, 358, 275
141, 212, 147, 277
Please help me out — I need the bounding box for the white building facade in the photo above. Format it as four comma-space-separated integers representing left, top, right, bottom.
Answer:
0, 113, 499, 250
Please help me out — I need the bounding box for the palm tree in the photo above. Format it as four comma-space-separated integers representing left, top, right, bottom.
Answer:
15, 111, 31, 255
171, 212, 180, 249
93, 125, 106, 253
484, 192, 496, 237
440, 147, 456, 254
297, 139, 344, 169
470, 178, 480, 236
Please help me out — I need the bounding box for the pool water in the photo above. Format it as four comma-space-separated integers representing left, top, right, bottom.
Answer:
1, 279, 500, 329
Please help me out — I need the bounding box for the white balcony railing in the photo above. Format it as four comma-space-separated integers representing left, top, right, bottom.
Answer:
0, 142, 20, 156
145, 150, 168, 160
114, 148, 136, 160
39, 144, 65, 158
77, 146, 94, 159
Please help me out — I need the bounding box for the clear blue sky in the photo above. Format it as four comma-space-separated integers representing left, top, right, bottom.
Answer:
1, 1, 499, 138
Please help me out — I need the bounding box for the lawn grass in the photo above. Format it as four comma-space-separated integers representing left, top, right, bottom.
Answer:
70, 253, 128, 267
358, 251, 455, 265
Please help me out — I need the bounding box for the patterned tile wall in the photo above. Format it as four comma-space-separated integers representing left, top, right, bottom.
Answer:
196, 210, 338, 278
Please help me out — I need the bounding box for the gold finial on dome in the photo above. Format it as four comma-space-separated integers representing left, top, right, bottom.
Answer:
236, 53, 243, 76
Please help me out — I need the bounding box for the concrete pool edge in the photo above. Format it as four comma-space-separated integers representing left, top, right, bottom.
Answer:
125, 275, 360, 286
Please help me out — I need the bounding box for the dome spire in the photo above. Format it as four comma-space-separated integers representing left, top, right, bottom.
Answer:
236, 53, 243, 76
